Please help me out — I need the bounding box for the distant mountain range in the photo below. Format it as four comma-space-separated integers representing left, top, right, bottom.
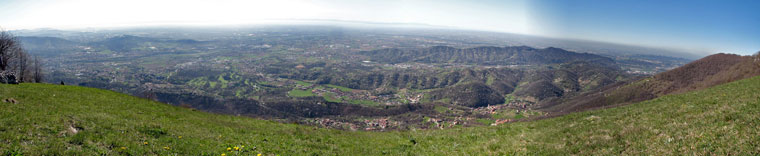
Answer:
359, 46, 614, 66
13, 24, 703, 58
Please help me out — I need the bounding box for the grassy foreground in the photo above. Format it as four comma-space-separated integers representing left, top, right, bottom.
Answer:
2, 76, 760, 155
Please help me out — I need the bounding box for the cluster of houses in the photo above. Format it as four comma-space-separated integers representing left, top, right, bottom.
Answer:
307, 117, 400, 131
426, 116, 471, 129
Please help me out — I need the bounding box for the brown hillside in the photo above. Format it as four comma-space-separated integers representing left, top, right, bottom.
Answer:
652, 53, 748, 95
537, 53, 760, 113
684, 54, 760, 93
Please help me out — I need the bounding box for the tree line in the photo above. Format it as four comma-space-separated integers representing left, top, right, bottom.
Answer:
0, 29, 43, 84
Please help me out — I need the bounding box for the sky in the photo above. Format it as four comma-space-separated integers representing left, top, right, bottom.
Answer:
0, 0, 758, 55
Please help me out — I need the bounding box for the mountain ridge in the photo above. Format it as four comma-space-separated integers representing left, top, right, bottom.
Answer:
359, 46, 615, 66
537, 53, 760, 113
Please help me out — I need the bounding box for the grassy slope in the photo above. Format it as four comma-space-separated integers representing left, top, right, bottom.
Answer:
2, 76, 760, 155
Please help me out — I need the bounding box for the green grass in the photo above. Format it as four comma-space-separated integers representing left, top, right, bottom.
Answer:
208, 81, 217, 88
99, 49, 114, 55
434, 106, 449, 114
348, 99, 380, 107
325, 84, 353, 92
476, 119, 494, 125
187, 77, 209, 88
257, 81, 271, 85
434, 98, 451, 104
217, 74, 229, 88
322, 93, 341, 103
2, 76, 760, 155
513, 113, 524, 119
503, 94, 514, 104
486, 75, 495, 85
287, 89, 314, 97
294, 80, 312, 87
320, 92, 378, 106
491, 109, 516, 119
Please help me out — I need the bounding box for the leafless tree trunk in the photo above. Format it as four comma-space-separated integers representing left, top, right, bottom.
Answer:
33, 55, 44, 83
15, 49, 29, 82
0, 30, 19, 71
1, 29, 41, 84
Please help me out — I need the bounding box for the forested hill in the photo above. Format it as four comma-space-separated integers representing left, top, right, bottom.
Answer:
359, 46, 614, 65
18, 36, 80, 56
538, 53, 760, 113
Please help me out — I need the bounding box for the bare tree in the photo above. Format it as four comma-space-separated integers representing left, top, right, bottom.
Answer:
33, 55, 43, 83
14, 48, 29, 82
1, 29, 42, 84
0, 30, 19, 71
0, 30, 22, 84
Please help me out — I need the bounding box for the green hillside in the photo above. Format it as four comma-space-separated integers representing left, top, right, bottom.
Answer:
2, 76, 760, 155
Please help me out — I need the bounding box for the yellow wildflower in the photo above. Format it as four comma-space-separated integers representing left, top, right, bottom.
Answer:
120, 147, 127, 150
221, 154, 226, 156
257, 154, 262, 156
178, 136, 183, 139
143, 142, 148, 145
164, 146, 170, 150
234, 146, 240, 151
226, 147, 231, 151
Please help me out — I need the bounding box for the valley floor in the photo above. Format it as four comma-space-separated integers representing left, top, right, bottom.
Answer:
1, 76, 759, 155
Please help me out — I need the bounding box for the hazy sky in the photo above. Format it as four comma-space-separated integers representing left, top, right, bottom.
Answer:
1, 0, 758, 55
